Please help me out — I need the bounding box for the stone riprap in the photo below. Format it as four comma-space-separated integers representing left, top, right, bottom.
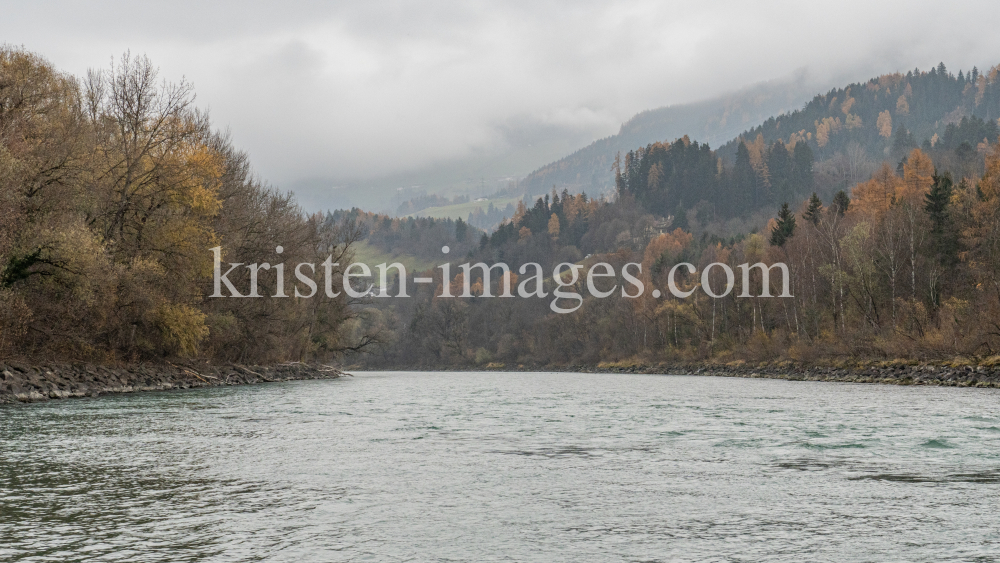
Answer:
1, 362, 344, 404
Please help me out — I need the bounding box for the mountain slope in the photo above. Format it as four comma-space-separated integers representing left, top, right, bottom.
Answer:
523, 64, 1000, 208
519, 72, 825, 195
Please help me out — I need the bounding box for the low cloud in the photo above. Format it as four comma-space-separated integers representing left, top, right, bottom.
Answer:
3, 0, 999, 190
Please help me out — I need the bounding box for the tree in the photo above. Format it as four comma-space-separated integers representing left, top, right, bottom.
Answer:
547, 213, 561, 240
892, 124, 917, 156
767, 141, 793, 204
769, 203, 796, 247
897, 149, 934, 299
832, 190, 850, 217
734, 141, 757, 209
792, 142, 814, 194
804, 193, 823, 226
877, 110, 893, 138
924, 173, 958, 266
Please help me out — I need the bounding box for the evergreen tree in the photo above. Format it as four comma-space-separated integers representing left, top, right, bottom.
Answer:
892, 124, 917, 155
832, 190, 850, 217
924, 173, 958, 265
734, 141, 756, 212
769, 202, 796, 247
767, 141, 793, 204
804, 193, 823, 226
792, 142, 814, 194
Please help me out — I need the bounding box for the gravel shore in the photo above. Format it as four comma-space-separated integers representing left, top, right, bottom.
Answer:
1, 362, 345, 404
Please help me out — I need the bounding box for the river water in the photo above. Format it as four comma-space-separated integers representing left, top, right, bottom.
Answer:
1, 371, 999, 562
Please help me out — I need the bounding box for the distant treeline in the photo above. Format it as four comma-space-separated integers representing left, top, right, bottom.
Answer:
331, 208, 481, 260
467, 201, 516, 231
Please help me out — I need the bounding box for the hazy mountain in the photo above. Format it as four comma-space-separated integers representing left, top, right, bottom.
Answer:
290, 71, 831, 214
519, 71, 827, 196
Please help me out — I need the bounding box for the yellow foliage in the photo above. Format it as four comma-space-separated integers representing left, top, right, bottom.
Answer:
547, 213, 560, 239
877, 110, 892, 138
815, 117, 841, 148
512, 200, 527, 225
156, 303, 208, 357
876, 73, 905, 91
980, 142, 1000, 201
743, 233, 765, 263
746, 133, 770, 183
896, 95, 909, 115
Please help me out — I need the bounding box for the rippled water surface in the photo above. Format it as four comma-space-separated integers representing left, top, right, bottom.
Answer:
2, 372, 1000, 562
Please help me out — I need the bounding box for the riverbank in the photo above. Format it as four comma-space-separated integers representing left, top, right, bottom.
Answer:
588, 360, 1000, 387
0, 362, 345, 404
354, 359, 1000, 388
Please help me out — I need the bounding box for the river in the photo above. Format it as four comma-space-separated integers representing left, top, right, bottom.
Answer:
2, 371, 999, 561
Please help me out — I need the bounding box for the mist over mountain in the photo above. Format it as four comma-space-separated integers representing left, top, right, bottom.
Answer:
286, 113, 607, 214
519, 71, 828, 196
289, 71, 833, 213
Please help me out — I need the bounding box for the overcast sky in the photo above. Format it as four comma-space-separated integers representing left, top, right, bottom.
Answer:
3, 1, 1000, 190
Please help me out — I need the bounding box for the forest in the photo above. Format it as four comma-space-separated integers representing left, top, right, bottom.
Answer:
363, 143, 1000, 368
0, 47, 378, 363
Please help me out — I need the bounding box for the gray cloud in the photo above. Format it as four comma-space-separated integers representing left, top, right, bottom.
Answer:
3, 0, 1000, 195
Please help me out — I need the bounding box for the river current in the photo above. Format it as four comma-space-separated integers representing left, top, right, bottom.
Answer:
1, 371, 999, 561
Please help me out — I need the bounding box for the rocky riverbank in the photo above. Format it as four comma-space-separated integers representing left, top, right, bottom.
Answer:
354, 359, 1000, 388
588, 360, 1000, 387
1, 362, 345, 404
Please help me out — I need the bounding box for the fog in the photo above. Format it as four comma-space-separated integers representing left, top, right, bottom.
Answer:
3, 1, 999, 209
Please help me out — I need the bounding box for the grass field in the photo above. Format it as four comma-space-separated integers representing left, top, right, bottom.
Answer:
408, 196, 525, 221
350, 240, 440, 274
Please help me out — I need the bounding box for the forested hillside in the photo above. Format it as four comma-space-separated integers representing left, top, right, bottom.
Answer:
365, 141, 1000, 368
519, 74, 822, 196
0, 48, 376, 363
520, 64, 1000, 233
359, 67, 1000, 369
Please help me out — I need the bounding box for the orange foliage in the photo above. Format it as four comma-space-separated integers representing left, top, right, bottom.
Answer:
850, 163, 900, 216
643, 228, 693, 271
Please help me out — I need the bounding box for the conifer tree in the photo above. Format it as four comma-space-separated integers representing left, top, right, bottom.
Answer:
769, 203, 796, 247
924, 173, 958, 265
832, 190, 850, 217
792, 142, 814, 194
804, 193, 823, 226
734, 141, 756, 211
